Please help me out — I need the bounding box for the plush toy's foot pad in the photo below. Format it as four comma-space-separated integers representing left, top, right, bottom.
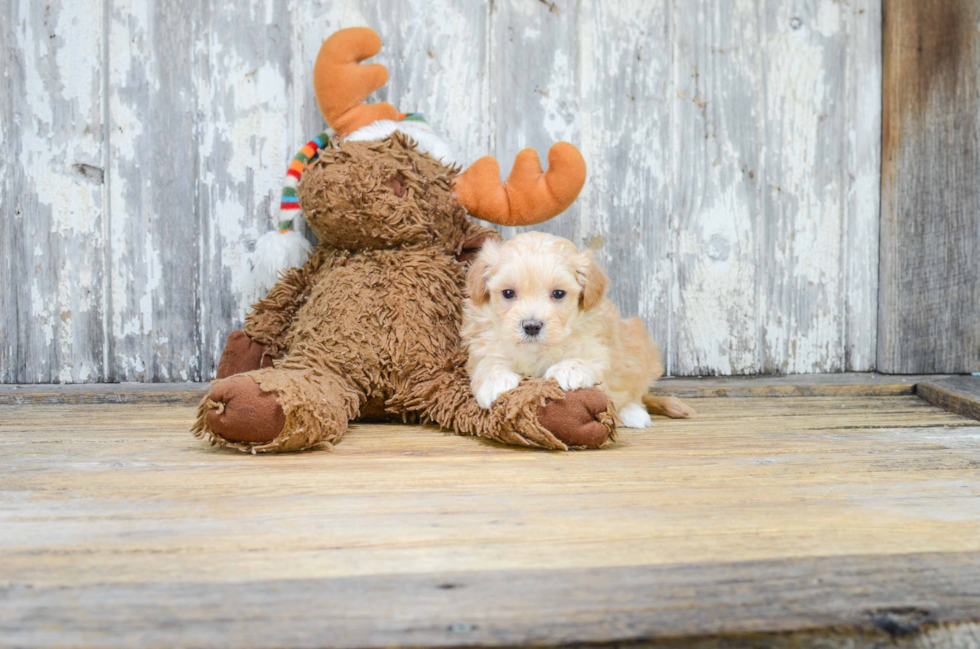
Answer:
537, 388, 613, 448
206, 375, 285, 444
215, 331, 275, 379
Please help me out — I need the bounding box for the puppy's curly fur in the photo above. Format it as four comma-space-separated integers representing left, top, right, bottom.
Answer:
463, 232, 695, 427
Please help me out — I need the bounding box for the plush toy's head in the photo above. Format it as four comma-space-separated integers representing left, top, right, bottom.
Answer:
298, 134, 468, 254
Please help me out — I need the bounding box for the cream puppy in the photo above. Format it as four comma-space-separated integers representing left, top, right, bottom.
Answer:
462, 232, 694, 427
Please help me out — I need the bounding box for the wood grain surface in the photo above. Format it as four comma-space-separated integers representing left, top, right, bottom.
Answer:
917, 376, 980, 422
2, 393, 980, 647
4, 554, 980, 649
1, 0, 883, 382
878, 0, 980, 374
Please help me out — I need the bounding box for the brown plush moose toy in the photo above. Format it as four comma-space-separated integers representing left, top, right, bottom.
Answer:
192, 27, 615, 452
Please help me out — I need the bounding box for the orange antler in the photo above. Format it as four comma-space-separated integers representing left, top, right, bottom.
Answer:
314, 27, 400, 138
453, 143, 587, 226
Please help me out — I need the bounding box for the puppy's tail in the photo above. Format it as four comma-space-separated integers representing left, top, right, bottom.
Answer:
642, 394, 696, 419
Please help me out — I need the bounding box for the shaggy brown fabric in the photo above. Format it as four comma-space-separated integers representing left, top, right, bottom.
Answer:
242, 250, 328, 357
192, 134, 615, 453
215, 331, 275, 379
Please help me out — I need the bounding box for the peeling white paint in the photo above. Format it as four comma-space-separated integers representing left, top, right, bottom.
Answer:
20, 10, 54, 130
30, 285, 55, 347
540, 49, 576, 144
759, 1, 849, 374
677, 185, 760, 375
53, 0, 102, 119
842, 0, 881, 372
814, 1, 842, 38
108, 0, 150, 348
7, 0, 105, 383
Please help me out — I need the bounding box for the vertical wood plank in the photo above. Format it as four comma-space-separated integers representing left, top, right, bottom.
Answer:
879, 0, 980, 374
0, 0, 11, 381
0, 0, 106, 383
197, 0, 296, 373
106, 0, 203, 381
577, 1, 673, 366
671, 0, 765, 375
843, 0, 881, 372
758, 0, 849, 375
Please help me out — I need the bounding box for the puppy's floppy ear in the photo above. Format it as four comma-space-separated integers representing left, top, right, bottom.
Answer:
466, 239, 501, 306
575, 250, 608, 311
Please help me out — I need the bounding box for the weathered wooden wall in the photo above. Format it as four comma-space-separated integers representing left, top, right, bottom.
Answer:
879, 0, 980, 374
0, 0, 882, 383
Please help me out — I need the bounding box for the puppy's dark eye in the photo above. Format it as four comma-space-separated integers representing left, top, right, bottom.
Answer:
502, 289, 516, 299
552, 290, 566, 300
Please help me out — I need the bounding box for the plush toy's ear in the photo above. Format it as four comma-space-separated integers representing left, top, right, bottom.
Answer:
314, 27, 400, 137
456, 232, 497, 264
575, 250, 608, 311
466, 239, 501, 306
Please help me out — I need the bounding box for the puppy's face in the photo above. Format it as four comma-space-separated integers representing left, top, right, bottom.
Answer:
468, 233, 608, 347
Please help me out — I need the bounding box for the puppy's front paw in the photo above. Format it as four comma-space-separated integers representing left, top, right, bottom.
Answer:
545, 360, 598, 391
476, 370, 523, 409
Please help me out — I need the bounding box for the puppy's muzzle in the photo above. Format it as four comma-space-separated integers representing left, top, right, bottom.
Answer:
521, 319, 544, 338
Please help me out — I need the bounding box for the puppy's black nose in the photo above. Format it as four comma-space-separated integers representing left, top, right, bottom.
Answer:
522, 319, 544, 337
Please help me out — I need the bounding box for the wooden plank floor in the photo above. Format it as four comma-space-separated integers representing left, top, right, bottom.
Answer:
2, 384, 980, 648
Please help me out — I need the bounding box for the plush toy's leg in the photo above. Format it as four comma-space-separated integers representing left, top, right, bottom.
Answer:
215, 330, 277, 379
395, 361, 616, 450
192, 367, 362, 453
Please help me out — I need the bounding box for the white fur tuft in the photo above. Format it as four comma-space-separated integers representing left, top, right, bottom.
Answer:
475, 368, 522, 409
249, 229, 312, 298
346, 120, 456, 164
618, 402, 654, 428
